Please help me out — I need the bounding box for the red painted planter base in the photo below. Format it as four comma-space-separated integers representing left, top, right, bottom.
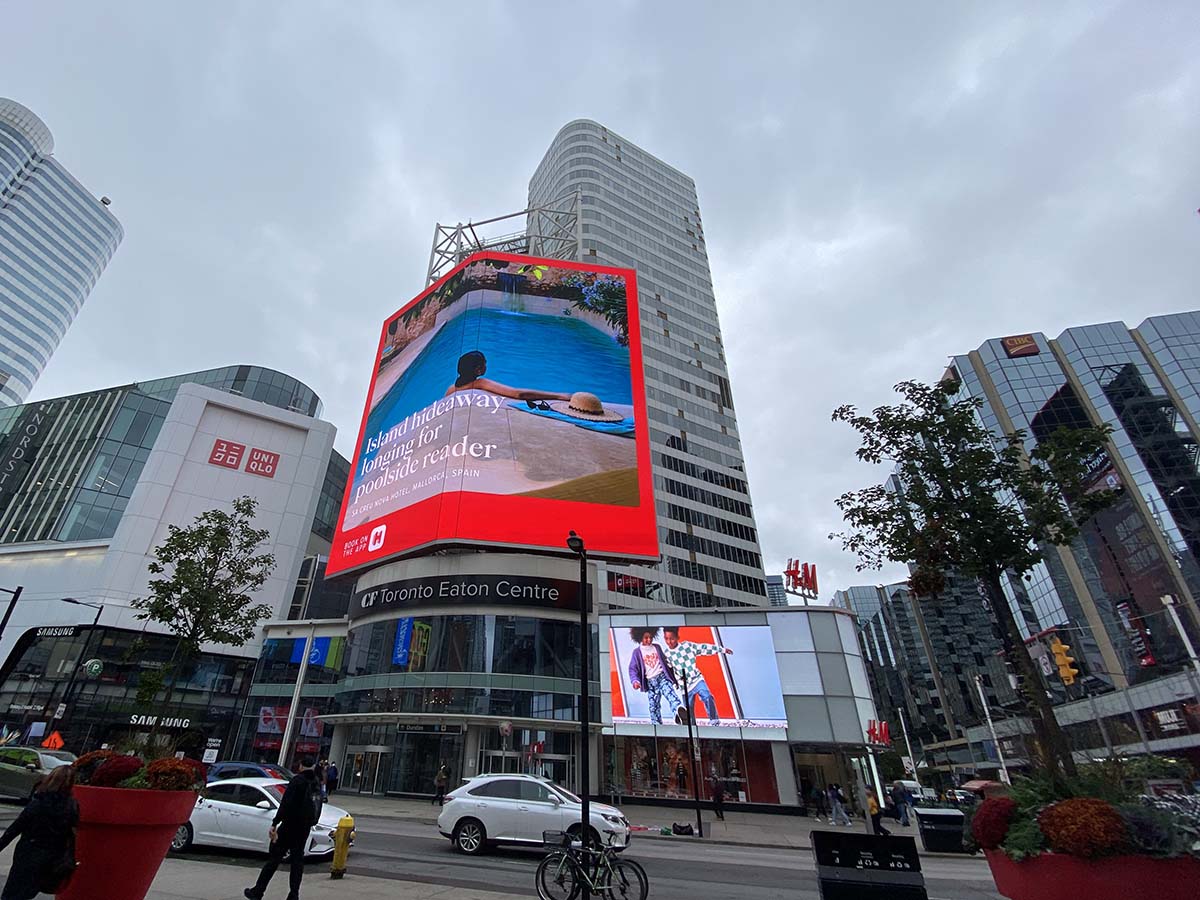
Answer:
985, 849, 1200, 900
58, 785, 198, 900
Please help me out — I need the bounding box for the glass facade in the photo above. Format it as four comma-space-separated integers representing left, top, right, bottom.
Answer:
529, 120, 766, 608
0, 98, 123, 406
0, 625, 254, 756
334, 615, 599, 722
0, 365, 335, 546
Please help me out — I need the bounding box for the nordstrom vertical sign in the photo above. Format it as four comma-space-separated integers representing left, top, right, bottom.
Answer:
0, 402, 60, 506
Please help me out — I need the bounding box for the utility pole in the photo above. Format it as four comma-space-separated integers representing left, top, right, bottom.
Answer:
0, 586, 25, 647
680, 668, 704, 838
277, 622, 317, 767
897, 706, 920, 787
1161, 595, 1200, 683
975, 674, 1011, 785
567, 530, 591, 900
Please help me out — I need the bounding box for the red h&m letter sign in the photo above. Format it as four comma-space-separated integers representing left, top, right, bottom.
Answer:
246, 448, 280, 479
208, 439, 246, 470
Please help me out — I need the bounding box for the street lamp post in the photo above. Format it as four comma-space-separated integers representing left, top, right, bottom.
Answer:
566, 530, 590, 896
57, 599, 103, 738
0, 585, 25, 647
680, 668, 704, 838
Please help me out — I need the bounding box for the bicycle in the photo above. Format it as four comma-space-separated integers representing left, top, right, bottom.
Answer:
535, 829, 649, 900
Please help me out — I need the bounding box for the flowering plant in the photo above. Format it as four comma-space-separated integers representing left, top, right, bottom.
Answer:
72, 751, 204, 792
1038, 798, 1129, 858
972, 797, 1018, 849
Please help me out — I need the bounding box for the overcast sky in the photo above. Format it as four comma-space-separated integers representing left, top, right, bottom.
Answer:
7, 2, 1200, 596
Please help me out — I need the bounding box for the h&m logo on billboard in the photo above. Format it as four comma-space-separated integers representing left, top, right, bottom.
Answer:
1001, 334, 1040, 358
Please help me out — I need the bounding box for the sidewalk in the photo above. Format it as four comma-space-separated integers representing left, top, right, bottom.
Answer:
330, 793, 974, 856
146, 857, 512, 900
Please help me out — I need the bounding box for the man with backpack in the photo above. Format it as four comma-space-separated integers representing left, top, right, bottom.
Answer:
245, 758, 323, 900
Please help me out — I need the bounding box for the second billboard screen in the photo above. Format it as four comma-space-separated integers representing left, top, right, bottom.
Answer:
328, 253, 657, 575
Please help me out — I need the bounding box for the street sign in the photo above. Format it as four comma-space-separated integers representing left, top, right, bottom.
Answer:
41, 731, 64, 750
901, 756, 914, 775
83, 659, 103, 678
53, 703, 66, 720
812, 831, 926, 900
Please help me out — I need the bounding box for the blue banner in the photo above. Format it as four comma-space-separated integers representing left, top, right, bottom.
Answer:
393, 618, 414, 667
290, 636, 331, 667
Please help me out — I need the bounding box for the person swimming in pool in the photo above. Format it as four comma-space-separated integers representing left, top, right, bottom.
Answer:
444, 350, 572, 401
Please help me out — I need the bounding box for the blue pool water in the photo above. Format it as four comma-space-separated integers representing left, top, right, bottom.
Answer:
365, 307, 632, 441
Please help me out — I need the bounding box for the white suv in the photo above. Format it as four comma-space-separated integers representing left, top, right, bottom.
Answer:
437, 773, 630, 855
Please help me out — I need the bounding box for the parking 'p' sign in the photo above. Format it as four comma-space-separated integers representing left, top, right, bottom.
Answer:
247, 448, 280, 478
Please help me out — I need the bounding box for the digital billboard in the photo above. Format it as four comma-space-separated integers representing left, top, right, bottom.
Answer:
327, 252, 657, 575
608, 625, 787, 729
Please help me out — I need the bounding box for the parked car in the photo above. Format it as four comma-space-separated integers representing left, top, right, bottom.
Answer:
437, 773, 630, 855
171, 777, 349, 857
206, 761, 293, 783
946, 789, 978, 806
898, 779, 938, 804
0, 747, 77, 801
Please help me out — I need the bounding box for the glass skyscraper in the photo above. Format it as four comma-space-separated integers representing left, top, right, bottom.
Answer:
0, 98, 123, 406
529, 120, 767, 608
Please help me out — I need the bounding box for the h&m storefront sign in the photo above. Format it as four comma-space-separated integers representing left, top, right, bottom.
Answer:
351, 573, 584, 621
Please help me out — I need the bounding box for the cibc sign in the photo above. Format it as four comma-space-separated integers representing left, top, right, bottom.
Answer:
351, 573, 584, 620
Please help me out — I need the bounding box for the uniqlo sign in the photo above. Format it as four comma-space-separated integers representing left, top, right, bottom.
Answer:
208, 440, 245, 470
246, 448, 280, 479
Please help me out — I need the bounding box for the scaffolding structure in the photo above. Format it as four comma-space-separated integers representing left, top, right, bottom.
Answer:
425, 191, 581, 285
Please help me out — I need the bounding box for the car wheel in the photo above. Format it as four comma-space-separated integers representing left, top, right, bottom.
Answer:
566, 823, 602, 847
453, 818, 486, 855
170, 822, 194, 853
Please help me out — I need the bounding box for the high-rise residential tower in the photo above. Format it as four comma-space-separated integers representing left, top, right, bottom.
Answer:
528, 120, 767, 609
0, 98, 123, 406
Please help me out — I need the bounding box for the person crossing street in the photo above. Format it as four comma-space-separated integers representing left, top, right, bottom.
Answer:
244, 758, 322, 900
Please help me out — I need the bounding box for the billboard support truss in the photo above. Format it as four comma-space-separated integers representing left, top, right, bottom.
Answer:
426, 191, 581, 285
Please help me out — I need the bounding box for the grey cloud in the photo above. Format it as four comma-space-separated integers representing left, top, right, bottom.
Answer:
8, 1, 1199, 596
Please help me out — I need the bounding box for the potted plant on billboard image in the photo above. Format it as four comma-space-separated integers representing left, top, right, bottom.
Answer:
60, 751, 207, 900
967, 762, 1200, 900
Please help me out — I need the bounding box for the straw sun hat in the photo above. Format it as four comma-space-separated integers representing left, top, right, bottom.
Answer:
547, 392, 626, 422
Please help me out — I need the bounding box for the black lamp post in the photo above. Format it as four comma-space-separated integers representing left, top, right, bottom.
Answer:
680, 668, 704, 838
566, 530, 590, 886
57, 599, 103, 738
0, 585, 25, 646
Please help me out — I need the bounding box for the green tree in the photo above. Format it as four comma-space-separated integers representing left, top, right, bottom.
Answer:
132, 495, 275, 744
877, 749, 907, 783
831, 380, 1117, 781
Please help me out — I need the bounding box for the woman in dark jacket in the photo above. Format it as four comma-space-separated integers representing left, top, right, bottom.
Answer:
0, 764, 78, 899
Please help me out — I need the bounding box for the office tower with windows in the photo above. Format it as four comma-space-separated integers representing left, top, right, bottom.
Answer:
767, 574, 788, 606
0, 98, 123, 406
529, 120, 766, 608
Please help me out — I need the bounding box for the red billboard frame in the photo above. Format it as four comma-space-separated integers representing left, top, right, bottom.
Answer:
325, 251, 659, 576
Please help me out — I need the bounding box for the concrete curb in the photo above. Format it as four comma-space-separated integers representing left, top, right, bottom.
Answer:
632, 829, 983, 860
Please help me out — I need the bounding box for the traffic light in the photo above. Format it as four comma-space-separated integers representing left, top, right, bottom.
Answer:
1050, 637, 1078, 686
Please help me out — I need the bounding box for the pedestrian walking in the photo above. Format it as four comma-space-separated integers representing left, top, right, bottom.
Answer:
711, 777, 726, 821
326, 760, 339, 794
0, 765, 78, 900
433, 761, 450, 806
317, 759, 328, 800
244, 758, 323, 900
809, 785, 827, 821
890, 781, 912, 826
867, 788, 890, 836
828, 784, 850, 826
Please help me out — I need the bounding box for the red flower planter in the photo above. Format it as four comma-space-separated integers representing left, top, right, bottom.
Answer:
58, 785, 198, 900
985, 849, 1200, 900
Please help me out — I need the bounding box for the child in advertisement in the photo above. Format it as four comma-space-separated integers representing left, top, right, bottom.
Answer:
627, 628, 684, 725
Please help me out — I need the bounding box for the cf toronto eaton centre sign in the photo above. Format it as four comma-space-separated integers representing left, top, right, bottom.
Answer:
350, 573, 584, 620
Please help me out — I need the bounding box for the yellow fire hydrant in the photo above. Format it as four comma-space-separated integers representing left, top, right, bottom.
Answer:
330, 814, 355, 879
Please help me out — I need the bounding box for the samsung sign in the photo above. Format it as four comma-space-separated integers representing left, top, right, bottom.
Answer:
351, 573, 584, 620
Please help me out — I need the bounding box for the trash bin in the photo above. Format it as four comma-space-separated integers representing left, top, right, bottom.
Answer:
913, 806, 966, 853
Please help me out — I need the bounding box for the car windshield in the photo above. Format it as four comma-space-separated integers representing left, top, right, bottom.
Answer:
40, 751, 77, 765
549, 784, 581, 804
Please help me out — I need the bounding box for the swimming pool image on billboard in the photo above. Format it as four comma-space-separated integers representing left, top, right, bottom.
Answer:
340, 255, 644, 541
